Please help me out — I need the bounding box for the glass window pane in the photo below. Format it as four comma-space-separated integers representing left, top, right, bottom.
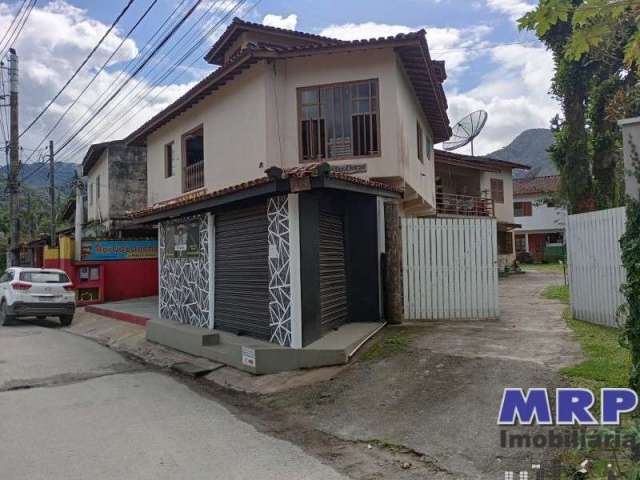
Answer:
357, 82, 370, 98
301, 89, 318, 104
302, 105, 319, 119
354, 99, 369, 114
370, 80, 377, 96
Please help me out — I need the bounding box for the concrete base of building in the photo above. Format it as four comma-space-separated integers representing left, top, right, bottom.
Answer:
146, 319, 386, 375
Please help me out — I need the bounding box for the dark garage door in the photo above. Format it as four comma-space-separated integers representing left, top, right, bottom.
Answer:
319, 211, 348, 333
215, 204, 270, 340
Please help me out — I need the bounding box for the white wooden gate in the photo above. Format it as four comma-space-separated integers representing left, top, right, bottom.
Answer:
402, 217, 499, 320
566, 207, 627, 327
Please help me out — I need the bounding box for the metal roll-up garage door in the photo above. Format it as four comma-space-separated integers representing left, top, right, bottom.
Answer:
319, 211, 348, 333
215, 204, 270, 339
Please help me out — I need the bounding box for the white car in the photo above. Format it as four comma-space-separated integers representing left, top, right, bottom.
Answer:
0, 267, 76, 326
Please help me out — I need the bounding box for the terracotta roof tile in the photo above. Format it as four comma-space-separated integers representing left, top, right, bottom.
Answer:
129, 163, 402, 220
513, 175, 561, 195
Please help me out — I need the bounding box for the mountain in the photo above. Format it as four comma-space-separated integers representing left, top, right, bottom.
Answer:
488, 128, 557, 178
0, 161, 76, 190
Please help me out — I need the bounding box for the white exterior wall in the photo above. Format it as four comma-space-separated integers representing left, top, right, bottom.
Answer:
514, 192, 567, 233
480, 169, 514, 224
146, 49, 438, 209
267, 49, 436, 207
146, 64, 268, 205
87, 150, 109, 222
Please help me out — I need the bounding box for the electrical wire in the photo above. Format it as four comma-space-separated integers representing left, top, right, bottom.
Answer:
22, 0, 160, 165
50, 0, 193, 149
56, 0, 237, 158
55, 0, 206, 156
20, 0, 136, 138
1, 0, 38, 58
59, 0, 247, 161
0, 0, 28, 56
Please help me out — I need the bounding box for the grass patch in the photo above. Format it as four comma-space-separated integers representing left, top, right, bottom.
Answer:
561, 310, 631, 389
542, 284, 570, 303
360, 333, 412, 361
523, 262, 566, 273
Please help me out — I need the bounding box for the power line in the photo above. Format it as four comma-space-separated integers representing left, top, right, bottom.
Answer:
22, 0, 160, 165
20, 0, 136, 138
0, 0, 28, 56
2, 0, 37, 58
55, 0, 206, 156
59, 0, 247, 161
50, 0, 193, 149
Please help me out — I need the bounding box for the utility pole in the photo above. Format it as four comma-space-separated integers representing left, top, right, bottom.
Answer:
74, 166, 83, 262
7, 48, 19, 267
49, 140, 56, 247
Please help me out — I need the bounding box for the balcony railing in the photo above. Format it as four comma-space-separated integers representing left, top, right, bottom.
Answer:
184, 161, 204, 192
436, 192, 494, 218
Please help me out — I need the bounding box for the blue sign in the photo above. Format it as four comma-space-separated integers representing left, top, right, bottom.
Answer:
81, 240, 158, 261
498, 388, 639, 426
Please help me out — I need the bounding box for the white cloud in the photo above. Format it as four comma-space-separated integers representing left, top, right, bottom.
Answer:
319, 22, 492, 79
446, 44, 559, 155
0, 1, 197, 163
318, 21, 558, 154
262, 14, 298, 30
485, 0, 535, 23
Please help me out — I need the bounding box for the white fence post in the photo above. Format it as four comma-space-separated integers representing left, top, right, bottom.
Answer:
566, 207, 627, 327
402, 217, 499, 321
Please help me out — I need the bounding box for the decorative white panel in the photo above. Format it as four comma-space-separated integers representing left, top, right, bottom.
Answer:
158, 214, 210, 328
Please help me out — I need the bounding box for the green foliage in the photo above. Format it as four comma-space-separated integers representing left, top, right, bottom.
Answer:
360, 332, 412, 361
520, 0, 635, 212
542, 284, 570, 303
620, 135, 640, 394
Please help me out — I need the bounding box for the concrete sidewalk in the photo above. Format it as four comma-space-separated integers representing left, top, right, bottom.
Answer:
67, 309, 346, 394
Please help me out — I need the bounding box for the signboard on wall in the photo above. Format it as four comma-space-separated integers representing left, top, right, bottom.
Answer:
81, 240, 158, 261
164, 221, 200, 258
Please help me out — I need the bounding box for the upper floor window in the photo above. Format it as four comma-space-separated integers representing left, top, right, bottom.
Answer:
514, 201, 532, 217
89, 183, 93, 206
182, 126, 204, 192
96, 175, 101, 200
491, 178, 504, 204
417, 121, 424, 163
299, 79, 379, 161
165, 142, 175, 178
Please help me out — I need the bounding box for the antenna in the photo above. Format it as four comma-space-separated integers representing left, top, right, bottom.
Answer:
442, 110, 488, 156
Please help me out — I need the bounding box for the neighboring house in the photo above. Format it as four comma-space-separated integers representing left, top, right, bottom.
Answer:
81, 140, 149, 236
512, 176, 566, 262
434, 149, 530, 269
618, 117, 640, 200
43, 141, 158, 305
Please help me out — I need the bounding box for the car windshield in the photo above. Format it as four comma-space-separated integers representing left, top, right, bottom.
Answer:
19, 272, 70, 283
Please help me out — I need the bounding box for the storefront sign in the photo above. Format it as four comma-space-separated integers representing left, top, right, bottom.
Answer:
81, 240, 158, 261
241, 347, 256, 368
164, 221, 200, 258
330, 164, 367, 175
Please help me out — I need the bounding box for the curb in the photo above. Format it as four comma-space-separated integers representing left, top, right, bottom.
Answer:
85, 305, 150, 327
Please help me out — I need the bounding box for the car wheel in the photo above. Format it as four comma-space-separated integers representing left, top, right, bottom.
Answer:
59, 315, 73, 327
1, 301, 15, 326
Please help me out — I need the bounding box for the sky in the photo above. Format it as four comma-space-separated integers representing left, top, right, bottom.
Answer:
0, 0, 560, 168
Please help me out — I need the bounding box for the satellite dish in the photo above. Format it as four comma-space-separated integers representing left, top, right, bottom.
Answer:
442, 110, 488, 156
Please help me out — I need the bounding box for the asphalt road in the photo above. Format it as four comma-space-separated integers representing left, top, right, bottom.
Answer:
0, 322, 347, 480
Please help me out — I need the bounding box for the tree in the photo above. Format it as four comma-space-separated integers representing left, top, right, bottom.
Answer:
520, 0, 639, 211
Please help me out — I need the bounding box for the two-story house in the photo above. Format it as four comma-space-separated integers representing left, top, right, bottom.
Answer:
513, 176, 566, 262
434, 149, 530, 269
124, 20, 467, 372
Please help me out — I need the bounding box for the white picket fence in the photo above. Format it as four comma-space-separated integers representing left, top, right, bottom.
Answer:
402, 217, 499, 321
566, 207, 627, 327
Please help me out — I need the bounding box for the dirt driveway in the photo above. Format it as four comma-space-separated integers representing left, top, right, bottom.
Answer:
261, 270, 583, 479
